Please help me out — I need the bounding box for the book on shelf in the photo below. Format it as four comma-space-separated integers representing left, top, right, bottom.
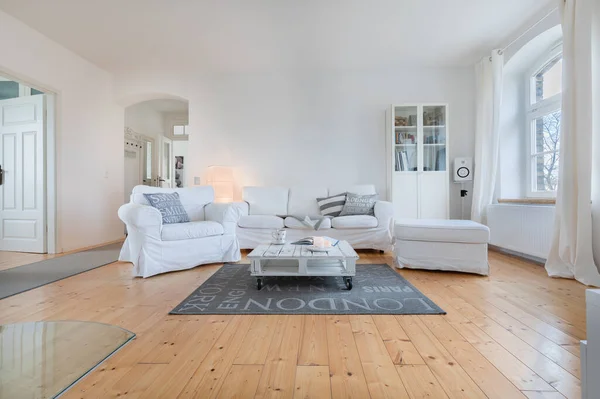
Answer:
395, 150, 410, 171
402, 152, 409, 171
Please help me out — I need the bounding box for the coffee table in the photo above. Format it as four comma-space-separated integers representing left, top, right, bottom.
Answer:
247, 240, 359, 290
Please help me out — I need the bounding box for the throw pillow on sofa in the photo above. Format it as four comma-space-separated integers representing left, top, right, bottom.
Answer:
316, 193, 346, 217
143, 192, 190, 224
338, 193, 377, 216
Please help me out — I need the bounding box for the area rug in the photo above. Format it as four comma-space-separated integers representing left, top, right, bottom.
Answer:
0, 242, 121, 300
170, 264, 445, 315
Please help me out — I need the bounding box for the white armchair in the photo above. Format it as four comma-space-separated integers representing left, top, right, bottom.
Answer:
118, 185, 242, 278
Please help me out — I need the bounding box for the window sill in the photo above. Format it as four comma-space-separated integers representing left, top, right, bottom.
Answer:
497, 198, 556, 205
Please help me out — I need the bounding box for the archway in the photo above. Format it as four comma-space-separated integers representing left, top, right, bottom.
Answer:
123, 97, 190, 205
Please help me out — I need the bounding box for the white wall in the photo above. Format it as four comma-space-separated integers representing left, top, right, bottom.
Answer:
0, 10, 124, 252
592, 0, 600, 266
185, 69, 475, 218
125, 102, 165, 141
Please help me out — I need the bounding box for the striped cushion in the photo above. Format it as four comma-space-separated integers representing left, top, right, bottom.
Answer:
316, 193, 346, 217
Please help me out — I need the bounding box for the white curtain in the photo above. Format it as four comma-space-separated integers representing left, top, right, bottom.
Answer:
545, 0, 600, 286
471, 51, 503, 223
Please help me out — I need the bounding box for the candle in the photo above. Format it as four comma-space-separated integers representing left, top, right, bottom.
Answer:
313, 237, 324, 247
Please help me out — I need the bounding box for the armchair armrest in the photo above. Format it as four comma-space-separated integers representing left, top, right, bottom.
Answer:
374, 200, 394, 232
205, 202, 248, 235
118, 203, 163, 239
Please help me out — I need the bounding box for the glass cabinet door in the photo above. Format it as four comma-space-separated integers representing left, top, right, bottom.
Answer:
422, 105, 446, 171
393, 106, 418, 172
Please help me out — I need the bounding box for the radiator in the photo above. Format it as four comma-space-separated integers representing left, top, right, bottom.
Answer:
486, 204, 555, 259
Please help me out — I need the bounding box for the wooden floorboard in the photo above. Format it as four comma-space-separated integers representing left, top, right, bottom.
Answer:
0, 249, 587, 399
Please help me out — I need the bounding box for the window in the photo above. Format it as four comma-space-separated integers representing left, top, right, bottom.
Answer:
173, 125, 188, 136
527, 47, 562, 197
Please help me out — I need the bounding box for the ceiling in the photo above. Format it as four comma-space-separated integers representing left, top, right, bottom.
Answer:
0, 0, 554, 74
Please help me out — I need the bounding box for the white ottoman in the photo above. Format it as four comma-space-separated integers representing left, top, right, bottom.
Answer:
394, 219, 490, 275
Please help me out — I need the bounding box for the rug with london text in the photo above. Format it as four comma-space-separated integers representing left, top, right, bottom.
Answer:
170, 264, 445, 315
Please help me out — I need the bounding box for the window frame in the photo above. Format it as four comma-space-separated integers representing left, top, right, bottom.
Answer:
525, 44, 563, 198
163, 113, 189, 141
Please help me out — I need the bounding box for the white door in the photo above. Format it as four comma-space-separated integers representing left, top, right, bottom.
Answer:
158, 136, 173, 188
0, 95, 46, 252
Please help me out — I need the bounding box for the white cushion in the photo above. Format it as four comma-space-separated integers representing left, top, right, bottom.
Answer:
328, 184, 376, 196
395, 219, 490, 244
332, 215, 378, 229
288, 186, 328, 215
131, 185, 214, 221
238, 215, 284, 229
284, 217, 331, 229
161, 221, 223, 241
243, 187, 289, 215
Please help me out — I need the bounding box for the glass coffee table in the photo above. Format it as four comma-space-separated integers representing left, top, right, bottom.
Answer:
247, 240, 359, 290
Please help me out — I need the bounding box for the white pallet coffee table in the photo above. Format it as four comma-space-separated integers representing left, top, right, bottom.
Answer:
247, 240, 359, 290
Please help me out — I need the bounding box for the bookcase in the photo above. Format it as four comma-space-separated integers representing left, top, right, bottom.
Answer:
388, 104, 449, 219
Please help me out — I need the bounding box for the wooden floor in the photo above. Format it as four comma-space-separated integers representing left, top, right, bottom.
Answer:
0, 250, 585, 398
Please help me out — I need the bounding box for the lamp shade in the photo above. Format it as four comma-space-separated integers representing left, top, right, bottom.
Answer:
205, 166, 235, 203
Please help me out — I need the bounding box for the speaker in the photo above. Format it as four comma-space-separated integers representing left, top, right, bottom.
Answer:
454, 157, 473, 182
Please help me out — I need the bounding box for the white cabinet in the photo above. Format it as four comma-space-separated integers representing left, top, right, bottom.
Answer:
388, 104, 449, 219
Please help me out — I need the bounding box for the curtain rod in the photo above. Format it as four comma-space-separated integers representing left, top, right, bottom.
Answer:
497, 6, 559, 56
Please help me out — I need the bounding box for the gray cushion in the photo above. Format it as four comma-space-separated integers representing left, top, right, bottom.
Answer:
143, 192, 190, 224
316, 192, 346, 217
338, 193, 377, 216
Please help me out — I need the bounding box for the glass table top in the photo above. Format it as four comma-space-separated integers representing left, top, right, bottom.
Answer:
0, 321, 135, 399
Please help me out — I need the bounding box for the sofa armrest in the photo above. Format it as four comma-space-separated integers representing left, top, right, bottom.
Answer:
118, 203, 162, 239
205, 202, 248, 235
374, 200, 394, 231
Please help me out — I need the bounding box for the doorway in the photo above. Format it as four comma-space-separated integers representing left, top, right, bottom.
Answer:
123, 99, 189, 200
0, 75, 56, 254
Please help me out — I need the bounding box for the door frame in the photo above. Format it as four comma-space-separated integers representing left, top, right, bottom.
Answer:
0, 69, 58, 254
159, 135, 174, 188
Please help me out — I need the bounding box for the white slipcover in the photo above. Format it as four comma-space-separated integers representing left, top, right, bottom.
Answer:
288, 186, 328, 215
119, 185, 241, 278
395, 219, 489, 243
238, 215, 284, 229
284, 217, 332, 229
161, 221, 224, 241
394, 219, 490, 275
332, 215, 378, 229
243, 187, 289, 215
234, 185, 394, 251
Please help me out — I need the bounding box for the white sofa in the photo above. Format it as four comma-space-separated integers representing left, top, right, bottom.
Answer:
233, 185, 394, 251
118, 185, 241, 278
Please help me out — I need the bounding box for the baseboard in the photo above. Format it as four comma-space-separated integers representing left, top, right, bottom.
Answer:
60, 237, 125, 256
489, 244, 546, 265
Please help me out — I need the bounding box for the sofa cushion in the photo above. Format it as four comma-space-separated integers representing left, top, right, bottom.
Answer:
288, 186, 328, 215
143, 192, 190, 224
243, 187, 289, 215
284, 217, 331, 229
332, 215, 378, 229
131, 185, 214, 221
338, 193, 377, 216
328, 184, 376, 196
395, 219, 490, 244
161, 221, 224, 241
238, 215, 285, 229
316, 192, 346, 217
